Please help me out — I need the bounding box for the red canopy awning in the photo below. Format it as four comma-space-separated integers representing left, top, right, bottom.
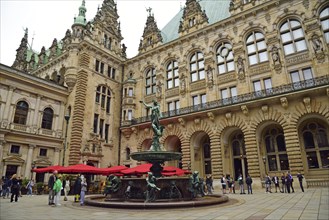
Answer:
57, 164, 100, 174
120, 163, 190, 176
97, 165, 128, 176
32, 165, 63, 173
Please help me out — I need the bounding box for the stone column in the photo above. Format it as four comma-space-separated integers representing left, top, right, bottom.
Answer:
54, 148, 60, 165
2, 164, 7, 178
17, 166, 22, 177
24, 144, 35, 179
210, 136, 222, 179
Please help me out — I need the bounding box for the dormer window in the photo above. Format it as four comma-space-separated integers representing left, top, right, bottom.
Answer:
189, 17, 196, 27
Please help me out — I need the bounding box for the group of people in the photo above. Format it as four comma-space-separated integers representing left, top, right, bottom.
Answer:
220, 171, 305, 195
47, 171, 88, 206
1, 175, 31, 202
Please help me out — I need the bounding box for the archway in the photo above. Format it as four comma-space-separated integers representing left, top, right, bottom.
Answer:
190, 131, 211, 178
164, 135, 182, 168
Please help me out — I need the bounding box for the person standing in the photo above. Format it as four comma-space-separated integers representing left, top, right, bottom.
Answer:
80, 177, 87, 206
288, 171, 295, 193
10, 174, 19, 202
26, 178, 35, 196
238, 174, 245, 194
2, 176, 10, 199
73, 174, 82, 202
272, 174, 280, 193
48, 170, 57, 205
17, 176, 23, 197
53, 175, 63, 206
285, 173, 291, 193
297, 172, 305, 192
246, 174, 253, 194
281, 173, 286, 193
63, 176, 70, 201
265, 174, 272, 193
221, 176, 227, 194
205, 175, 213, 195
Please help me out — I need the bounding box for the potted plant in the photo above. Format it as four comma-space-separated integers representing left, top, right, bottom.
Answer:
36, 182, 44, 195
21, 177, 29, 195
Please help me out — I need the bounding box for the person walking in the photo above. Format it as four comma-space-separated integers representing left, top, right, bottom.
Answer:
265, 174, 272, 193
10, 174, 19, 203
26, 178, 35, 196
80, 177, 87, 206
297, 172, 305, 192
272, 174, 280, 193
63, 176, 70, 201
48, 170, 57, 205
238, 174, 245, 194
53, 175, 63, 206
246, 174, 253, 194
2, 176, 10, 199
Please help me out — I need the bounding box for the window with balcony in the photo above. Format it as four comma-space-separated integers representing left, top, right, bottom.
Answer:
41, 108, 53, 129
320, 7, 329, 43
166, 60, 179, 89
253, 78, 272, 96
192, 94, 206, 109
145, 68, 156, 95
13, 101, 28, 125
280, 19, 307, 55
290, 67, 314, 89
167, 100, 180, 115
190, 51, 205, 82
216, 42, 235, 74
221, 86, 237, 105
246, 32, 268, 65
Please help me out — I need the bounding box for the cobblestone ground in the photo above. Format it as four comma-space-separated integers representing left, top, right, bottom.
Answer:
0, 187, 328, 220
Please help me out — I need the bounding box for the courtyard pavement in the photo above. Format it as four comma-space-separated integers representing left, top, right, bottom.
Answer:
0, 187, 328, 220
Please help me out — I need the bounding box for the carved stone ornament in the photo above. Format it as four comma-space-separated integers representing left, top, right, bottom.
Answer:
241, 105, 249, 116
206, 65, 214, 88
311, 34, 325, 63
303, 97, 311, 112
236, 56, 245, 80
280, 97, 289, 109
207, 112, 215, 121
178, 118, 185, 127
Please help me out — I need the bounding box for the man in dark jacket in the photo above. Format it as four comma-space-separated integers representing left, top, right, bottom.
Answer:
297, 172, 305, 192
73, 174, 81, 202
48, 170, 57, 205
246, 174, 253, 194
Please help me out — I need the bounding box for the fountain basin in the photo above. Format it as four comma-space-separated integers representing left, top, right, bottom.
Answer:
130, 151, 181, 162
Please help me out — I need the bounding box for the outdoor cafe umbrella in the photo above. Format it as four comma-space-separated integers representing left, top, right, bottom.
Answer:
97, 165, 128, 176
31, 165, 64, 173
57, 164, 100, 174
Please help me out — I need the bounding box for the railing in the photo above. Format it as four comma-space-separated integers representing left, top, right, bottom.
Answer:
306, 179, 329, 188
122, 75, 329, 127
11, 123, 29, 132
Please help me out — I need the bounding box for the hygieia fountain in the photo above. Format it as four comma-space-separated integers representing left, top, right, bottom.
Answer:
85, 100, 228, 208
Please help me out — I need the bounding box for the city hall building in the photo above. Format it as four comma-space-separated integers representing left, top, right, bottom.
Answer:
1, 0, 328, 188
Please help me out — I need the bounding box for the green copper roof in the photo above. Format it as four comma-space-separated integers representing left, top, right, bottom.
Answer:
161, 0, 231, 43
74, 0, 87, 26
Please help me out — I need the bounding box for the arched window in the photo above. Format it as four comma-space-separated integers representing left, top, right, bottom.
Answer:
302, 121, 329, 169
264, 127, 289, 171
41, 108, 53, 129
320, 6, 329, 43
216, 42, 235, 74
13, 101, 29, 125
166, 60, 179, 89
190, 51, 205, 82
145, 68, 156, 95
280, 19, 307, 55
95, 85, 111, 114
246, 31, 268, 65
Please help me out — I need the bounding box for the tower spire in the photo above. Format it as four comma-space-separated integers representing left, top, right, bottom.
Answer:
74, 0, 87, 26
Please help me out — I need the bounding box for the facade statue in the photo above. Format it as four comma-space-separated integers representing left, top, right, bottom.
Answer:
104, 174, 121, 196
311, 34, 323, 53
145, 172, 160, 202
271, 45, 281, 65
237, 56, 245, 80
189, 171, 205, 198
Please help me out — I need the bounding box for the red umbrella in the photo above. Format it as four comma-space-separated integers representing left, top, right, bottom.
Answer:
97, 165, 128, 176
162, 166, 191, 176
32, 165, 63, 173
58, 164, 100, 174
121, 163, 152, 175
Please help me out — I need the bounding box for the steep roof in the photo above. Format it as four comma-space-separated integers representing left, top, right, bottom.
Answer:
161, 0, 231, 43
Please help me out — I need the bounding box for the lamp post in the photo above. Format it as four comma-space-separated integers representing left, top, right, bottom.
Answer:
62, 114, 70, 166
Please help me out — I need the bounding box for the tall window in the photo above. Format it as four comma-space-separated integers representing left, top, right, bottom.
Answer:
95, 59, 104, 74
13, 101, 28, 125
99, 119, 104, 138
41, 108, 53, 129
253, 78, 272, 96
95, 85, 111, 114
93, 114, 99, 133
246, 32, 268, 65
192, 94, 206, 108
320, 7, 329, 43
107, 65, 116, 79
166, 60, 179, 89
105, 124, 109, 143
190, 51, 205, 82
290, 67, 313, 89
280, 19, 307, 55
264, 127, 289, 171
221, 86, 237, 104
167, 100, 180, 115
302, 121, 329, 169
145, 68, 156, 95
127, 110, 132, 120
216, 42, 235, 74
126, 148, 131, 160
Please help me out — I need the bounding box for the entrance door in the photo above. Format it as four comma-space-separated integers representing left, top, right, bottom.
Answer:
231, 132, 248, 181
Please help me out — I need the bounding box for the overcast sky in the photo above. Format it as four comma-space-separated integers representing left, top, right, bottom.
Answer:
0, 0, 185, 66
